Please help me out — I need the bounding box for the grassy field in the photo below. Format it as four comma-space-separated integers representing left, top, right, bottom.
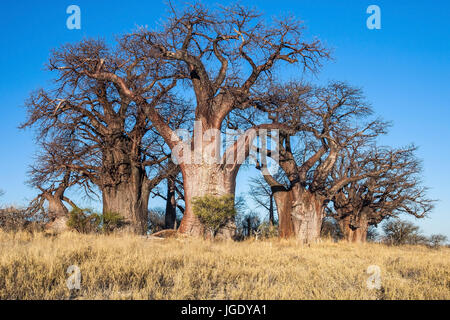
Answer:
0, 230, 449, 300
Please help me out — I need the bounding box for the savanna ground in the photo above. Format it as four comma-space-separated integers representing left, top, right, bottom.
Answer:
0, 230, 449, 300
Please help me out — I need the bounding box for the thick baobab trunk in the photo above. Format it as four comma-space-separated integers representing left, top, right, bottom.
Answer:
338, 209, 369, 243
102, 177, 150, 235
101, 132, 152, 234
273, 185, 325, 243
46, 196, 69, 233
165, 174, 177, 230
179, 164, 237, 239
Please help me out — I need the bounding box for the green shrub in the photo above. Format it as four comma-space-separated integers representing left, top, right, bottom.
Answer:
192, 194, 236, 239
67, 208, 101, 234
102, 211, 126, 234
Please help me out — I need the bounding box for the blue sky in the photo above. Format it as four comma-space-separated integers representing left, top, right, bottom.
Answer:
0, 1, 449, 237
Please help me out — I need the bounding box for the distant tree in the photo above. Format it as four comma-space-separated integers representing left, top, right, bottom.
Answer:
238, 212, 261, 238
382, 219, 428, 245
320, 217, 342, 241
256, 221, 279, 239
0, 189, 4, 207
163, 161, 181, 230
366, 226, 379, 242
102, 211, 126, 234
428, 234, 448, 248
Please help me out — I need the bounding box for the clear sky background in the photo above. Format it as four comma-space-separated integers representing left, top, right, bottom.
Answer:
0, 1, 449, 237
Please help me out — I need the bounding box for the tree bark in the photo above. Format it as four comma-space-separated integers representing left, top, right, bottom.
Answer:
45, 196, 69, 233
102, 169, 150, 235
273, 184, 325, 243
338, 209, 369, 243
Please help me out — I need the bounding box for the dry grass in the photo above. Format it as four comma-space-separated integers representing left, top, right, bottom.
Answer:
0, 230, 449, 300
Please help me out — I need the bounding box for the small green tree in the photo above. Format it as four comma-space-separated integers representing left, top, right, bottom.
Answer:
67, 208, 101, 234
192, 194, 236, 239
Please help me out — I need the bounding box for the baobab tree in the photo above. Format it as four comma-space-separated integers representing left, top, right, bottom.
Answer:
332, 145, 434, 243
109, 2, 329, 237
254, 81, 390, 243
22, 39, 186, 234
26, 135, 91, 232
248, 176, 277, 226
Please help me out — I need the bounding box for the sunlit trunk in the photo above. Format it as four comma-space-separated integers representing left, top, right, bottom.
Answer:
176, 120, 245, 239
45, 197, 69, 233
273, 184, 325, 243
338, 209, 369, 243
102, 169, 150, 235
179, 164, 237, 239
